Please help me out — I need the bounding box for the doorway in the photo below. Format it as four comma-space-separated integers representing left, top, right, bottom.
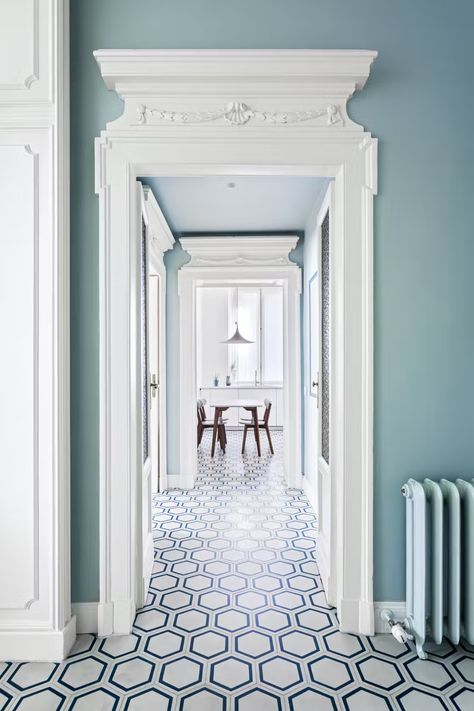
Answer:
94, 48, 377, 637
196, 283, 284, 462
178, 236, 302, 490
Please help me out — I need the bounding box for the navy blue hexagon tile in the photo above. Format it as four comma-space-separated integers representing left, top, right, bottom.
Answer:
1, 431, 471, 709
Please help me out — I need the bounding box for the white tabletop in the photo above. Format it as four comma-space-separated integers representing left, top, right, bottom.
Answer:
210, 400, 262, 408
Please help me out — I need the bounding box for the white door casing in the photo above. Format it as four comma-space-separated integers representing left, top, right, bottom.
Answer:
135, 184, 174, 611
94, 49, 377, 636
179, 236, 301, 490
0, 0, 73, 661
136, 183, 154, 610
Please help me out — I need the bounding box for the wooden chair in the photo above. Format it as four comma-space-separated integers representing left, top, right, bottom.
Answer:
240, 398, 274, 455
197, 398, 227, 451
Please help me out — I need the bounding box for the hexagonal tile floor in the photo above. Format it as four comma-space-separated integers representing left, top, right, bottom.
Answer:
1, 432, 472, 709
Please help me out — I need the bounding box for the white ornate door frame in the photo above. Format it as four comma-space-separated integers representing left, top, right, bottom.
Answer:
178, 237, 302, 491
94, 49, 377, 636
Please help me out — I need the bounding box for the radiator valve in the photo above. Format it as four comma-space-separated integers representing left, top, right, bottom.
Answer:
380, 609, 412, 644
390, 622, 409, 644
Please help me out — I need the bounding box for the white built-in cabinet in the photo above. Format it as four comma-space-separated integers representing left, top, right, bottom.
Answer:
199, 386, 283, 427
0, 0, 72, 660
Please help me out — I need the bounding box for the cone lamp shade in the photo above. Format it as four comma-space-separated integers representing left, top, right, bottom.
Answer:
221, 321, 254, 345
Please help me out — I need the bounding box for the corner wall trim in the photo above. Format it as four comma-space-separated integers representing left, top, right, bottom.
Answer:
374, 601, 407, 633
72, 603, 99, 634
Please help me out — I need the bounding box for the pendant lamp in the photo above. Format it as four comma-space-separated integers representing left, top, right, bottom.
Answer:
221, 321, 254, 345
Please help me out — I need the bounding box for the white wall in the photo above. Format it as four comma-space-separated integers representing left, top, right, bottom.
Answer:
197, 285, 284, 388
0, 0, 73, 660
196, 287, 230, 388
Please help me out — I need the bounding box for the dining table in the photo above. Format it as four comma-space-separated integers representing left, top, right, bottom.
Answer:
210, 399, 262, 457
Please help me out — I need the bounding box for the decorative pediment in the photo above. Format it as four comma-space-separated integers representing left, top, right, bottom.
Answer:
180, 235, 299, 268
94, 49, 377, 133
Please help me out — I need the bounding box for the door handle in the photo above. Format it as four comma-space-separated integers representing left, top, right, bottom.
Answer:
312, 380, 318, 388
150, 373, 159, 398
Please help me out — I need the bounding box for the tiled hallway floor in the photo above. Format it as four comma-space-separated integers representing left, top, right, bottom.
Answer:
2, 432, 474, 710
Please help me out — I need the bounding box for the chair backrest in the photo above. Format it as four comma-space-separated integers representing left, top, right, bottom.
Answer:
198, 398, 207, 423
263, 398, 272, 425
197, 399, 205, 424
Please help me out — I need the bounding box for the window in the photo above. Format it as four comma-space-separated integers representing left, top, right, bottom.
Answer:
230, 286, 283, 385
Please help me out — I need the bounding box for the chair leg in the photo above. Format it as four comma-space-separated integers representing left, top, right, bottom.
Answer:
265, 425, 274, 455
252, 407, 261, 456
211, 408, 220, 457
241, 426, 248, 454
197, 423, 203, 446
218, 424, 226, 453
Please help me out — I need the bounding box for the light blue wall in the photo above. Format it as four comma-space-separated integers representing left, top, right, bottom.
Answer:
71, 0, 474, 602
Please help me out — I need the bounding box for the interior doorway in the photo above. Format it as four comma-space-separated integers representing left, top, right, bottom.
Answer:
94, 48, 377, 637
196, 282, 285, 460
178, 236, 302, 491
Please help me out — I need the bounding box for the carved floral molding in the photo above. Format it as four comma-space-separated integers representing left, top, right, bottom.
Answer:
136, 101, 343, 127
179, 236, 300, 269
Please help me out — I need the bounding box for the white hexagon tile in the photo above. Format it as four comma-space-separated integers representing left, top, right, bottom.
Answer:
1, 432, 473, 709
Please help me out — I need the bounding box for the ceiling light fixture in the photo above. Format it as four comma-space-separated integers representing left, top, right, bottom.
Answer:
221, 321, 253, 344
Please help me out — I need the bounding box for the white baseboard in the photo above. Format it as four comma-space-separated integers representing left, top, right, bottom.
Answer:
166, 473, 189, 489
0, 617, 76, 662
98, 601, 113, 637
77, 599, 135, 636
374, 601, 407, 633
72, 602, 98, 634
339, 598, 374, 636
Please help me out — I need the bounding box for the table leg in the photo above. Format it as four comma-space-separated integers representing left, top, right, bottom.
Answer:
252, 407, 261, 456
211, 407, 220, 457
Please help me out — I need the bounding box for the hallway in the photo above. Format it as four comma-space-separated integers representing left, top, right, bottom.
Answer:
1, 432, 472, 709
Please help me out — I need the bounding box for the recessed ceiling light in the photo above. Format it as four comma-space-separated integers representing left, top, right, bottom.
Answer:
226, 182, 236, 188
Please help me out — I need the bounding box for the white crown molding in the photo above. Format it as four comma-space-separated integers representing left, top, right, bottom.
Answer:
142, 185, 175, 255
94, 49, 376, 90
180, 235, 299, 267
94, 49, 377, 133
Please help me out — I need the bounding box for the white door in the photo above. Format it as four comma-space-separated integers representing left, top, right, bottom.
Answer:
316, 208, 334, 604
306, 269, 321, 504
137, 202, 154, 609
149, 274, 160, 492
306, 192, 335, 606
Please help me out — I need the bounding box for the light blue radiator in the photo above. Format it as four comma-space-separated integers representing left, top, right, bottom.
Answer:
402, 478, 474, 659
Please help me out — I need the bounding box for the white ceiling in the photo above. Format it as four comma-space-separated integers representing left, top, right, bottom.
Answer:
142, 176, 331, 234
